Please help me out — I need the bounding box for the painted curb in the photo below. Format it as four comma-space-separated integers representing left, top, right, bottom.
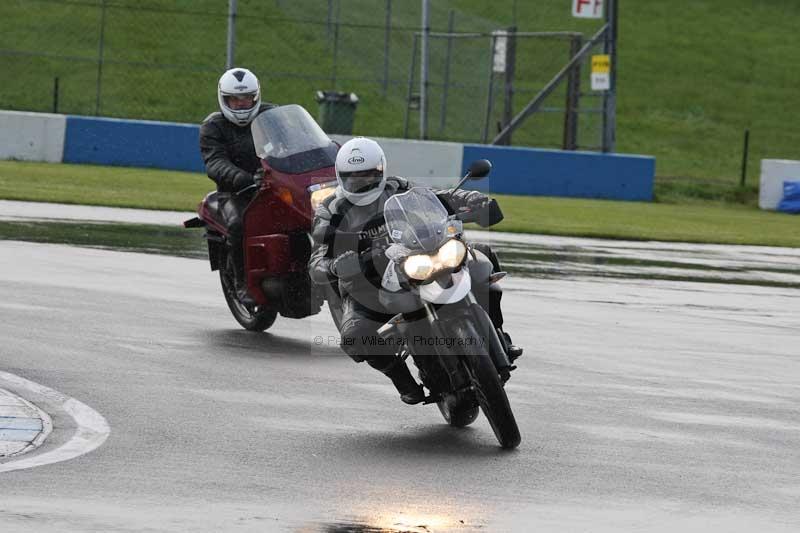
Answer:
0, 388, 53, 458
0, 371, 110, 473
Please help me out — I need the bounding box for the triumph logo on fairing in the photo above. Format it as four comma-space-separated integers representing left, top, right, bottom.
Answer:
359, 223, 387, 242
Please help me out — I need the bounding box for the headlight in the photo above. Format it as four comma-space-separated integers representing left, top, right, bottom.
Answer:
403, 239, 467, 281
404, 254, 435, 280
308, 181, 338, 211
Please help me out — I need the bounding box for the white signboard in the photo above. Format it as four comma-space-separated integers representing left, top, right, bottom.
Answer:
492, 30, 508, 74
572, 0, 604, 19
591, 73, 610, 91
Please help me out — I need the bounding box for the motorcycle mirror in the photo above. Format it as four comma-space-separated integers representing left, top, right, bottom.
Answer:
453, 159, 492, 191
467, 159, 492, 179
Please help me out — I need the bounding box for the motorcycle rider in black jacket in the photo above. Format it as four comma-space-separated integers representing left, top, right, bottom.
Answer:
199, 67, 277, 305
309, 137, 522, 404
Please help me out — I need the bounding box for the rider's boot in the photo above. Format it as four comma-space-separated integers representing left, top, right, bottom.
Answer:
371, 358, 425, 405
231, 240, 256, 307
502, 331, 523, 362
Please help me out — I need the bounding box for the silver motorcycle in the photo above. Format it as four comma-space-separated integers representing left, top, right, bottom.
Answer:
376, 160, 520, 449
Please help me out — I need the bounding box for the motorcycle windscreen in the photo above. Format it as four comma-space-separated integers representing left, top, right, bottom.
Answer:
384, 187, 449, 253
251, 104, 338, 175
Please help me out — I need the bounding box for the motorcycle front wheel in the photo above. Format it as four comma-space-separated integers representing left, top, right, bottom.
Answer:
437, 393, 480, 428
455, 321, 521, 449
220, 256, 277, 332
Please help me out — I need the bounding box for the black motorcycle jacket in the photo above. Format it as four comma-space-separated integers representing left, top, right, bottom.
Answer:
199, 102, 277, 193
309, 177, 488, 308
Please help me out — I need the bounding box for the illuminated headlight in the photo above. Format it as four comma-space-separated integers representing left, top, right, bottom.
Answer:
308, 181, 338, 211
403, 239, 467, 281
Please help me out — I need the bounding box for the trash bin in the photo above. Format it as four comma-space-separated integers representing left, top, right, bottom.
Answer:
314, 91, 359, 135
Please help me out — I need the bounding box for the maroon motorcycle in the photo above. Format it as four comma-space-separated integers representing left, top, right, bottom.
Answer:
185, 105, 340, 331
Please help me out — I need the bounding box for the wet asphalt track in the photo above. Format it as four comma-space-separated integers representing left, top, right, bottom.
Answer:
1, 238, 799, 532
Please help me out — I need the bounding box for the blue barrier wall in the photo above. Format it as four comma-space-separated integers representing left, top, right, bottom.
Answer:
63, 116, 204, 172
462, 144, 655, 201
52, 112, 656, 201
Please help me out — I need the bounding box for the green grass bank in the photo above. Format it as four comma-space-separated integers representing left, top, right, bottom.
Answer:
1, 0, 799, 185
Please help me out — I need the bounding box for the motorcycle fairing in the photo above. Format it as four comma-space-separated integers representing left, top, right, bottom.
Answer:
419, 268, 472, 304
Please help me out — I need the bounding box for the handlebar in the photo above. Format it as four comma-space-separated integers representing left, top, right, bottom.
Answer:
234, 173, 264, 197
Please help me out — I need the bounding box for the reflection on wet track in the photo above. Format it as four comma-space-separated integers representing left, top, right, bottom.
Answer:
2, 220, 798, 288
469, 232, 800, 288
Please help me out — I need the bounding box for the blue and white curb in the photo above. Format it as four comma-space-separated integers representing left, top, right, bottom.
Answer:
0, 388, 52, 458
0, 371, 110, 473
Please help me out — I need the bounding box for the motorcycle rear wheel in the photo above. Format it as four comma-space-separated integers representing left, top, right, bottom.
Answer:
455, 321, 521, 449
220, 257, 277, 332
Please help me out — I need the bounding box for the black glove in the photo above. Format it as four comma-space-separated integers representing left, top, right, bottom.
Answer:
476, 198, 504, 228
232, 172, 256, 192
467, 191, 490, 209
330, 250, 362, 279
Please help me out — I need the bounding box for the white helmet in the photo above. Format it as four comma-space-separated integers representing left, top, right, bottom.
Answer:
335, 137, 387, 206
217, 67, 261, 126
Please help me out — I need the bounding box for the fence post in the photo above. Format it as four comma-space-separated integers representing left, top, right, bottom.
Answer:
420, 0, 430, 140
438, 10, 455, 134
602, 0, 618, 152
53, 77, 60, 114
331, 0, 341, 89
403, 33, 420, 138
740, 129, 750, 187
497, 26, 517, 146
482, 33, 498, 144
226, 0, 237, 69
382, 0, 392, 97
563, 34, 582, 150
94, 0, 107, 116
327, 0, 334, 40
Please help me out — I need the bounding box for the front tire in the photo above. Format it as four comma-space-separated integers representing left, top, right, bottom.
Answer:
455, 321, 521, 449
220, 256, 277, 332
437, 394, 480, 428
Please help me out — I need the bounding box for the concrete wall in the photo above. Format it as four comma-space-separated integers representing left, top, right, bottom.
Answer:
0, 111, 66, 163
760, 159, 800, 210
331, 134, 462, 188
1, 110, 656, 201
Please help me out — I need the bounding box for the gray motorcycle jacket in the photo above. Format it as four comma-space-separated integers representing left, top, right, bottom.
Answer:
309, 176, 488, 309
199, 102, 277, 193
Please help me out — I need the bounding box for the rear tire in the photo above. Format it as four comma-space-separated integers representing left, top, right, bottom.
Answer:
220, 256, 277, 332
455, 321, 521, 449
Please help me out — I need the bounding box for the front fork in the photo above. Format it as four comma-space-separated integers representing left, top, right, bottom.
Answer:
464, 292, 514, 380
378, 293, 513, 391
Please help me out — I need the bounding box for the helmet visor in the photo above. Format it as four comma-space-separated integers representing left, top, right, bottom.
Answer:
339, 168, 384, 194
223, 92, 257, 111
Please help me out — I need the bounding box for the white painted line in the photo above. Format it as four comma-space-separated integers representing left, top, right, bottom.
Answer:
0, 371, 110, 473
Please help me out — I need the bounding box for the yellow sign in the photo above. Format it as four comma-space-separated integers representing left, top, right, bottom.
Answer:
592, 55, 611, 74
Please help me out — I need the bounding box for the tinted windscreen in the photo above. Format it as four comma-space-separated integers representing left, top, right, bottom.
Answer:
384, 187, 449, 252
251, 104, 337, 175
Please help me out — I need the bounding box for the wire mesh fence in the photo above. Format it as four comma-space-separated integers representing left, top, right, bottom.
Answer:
0, 0, 609, 149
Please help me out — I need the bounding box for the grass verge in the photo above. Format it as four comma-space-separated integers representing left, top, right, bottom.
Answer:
1, 160, 798, 247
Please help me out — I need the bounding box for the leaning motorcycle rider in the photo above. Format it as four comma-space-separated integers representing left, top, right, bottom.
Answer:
199, 67, 277, 305
309, 137, 522, 405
